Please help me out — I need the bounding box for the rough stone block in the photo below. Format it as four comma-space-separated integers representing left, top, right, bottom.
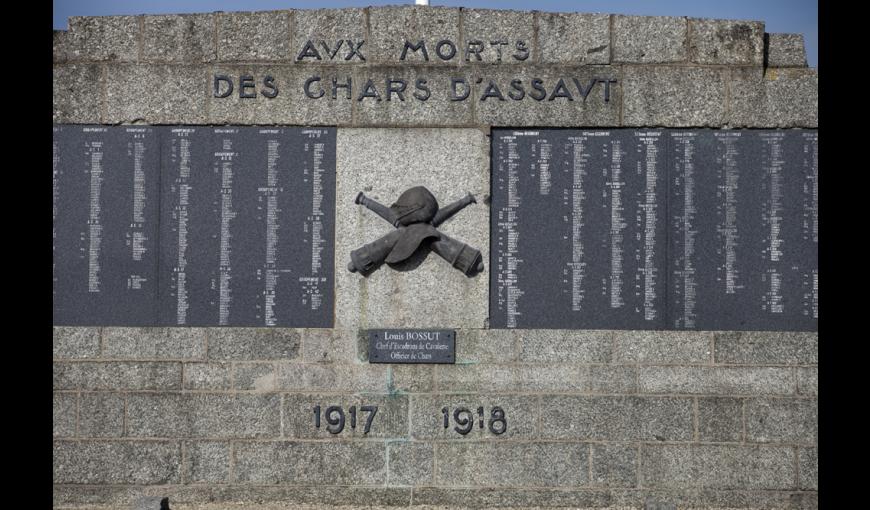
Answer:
797, 367, 817, 396
53, 393, 77, 437
473, 65, 620, 126
142, 14, 216, 62
101, 327, 206, 359
411, 487, 611, 507
334, 129, 489, 329
610, 488, 800, 509
106, 64, 207, 123
53, 30, 70, 62
354, 66, 475, 126
798, 447, 817, 490
388, 441, 434, 486
368, 6, 461, 65
538, 12, 609, 64
216, 10, 291, 60
688, 18, 764, 65
623, 66, 727, 127
640, 444, 795, 490
698, 397, 743, 442
767, 33, 808, 67
53, 327, 100, 359
613, 16, 687, 63
714, 331, 817, 365
127, 393, 281, 438
183, 362, 231, 390
591, 443, 638, 487
207, 328, 300, 360
278, 363, 388, 392
54, 362, 182, 390
53, 64, 103, 123
729, 67, 818, 127
518, 330, 612, 363
435, 442, 588, 487
283, 393, 409, 439
291, 9, 367, 64
53, 440, 180, 484
614, 331, 712, 364
639, 366, 795, 395
435, 364, 635, 393
183, 441, 230, 483
462, 9, 536, 64
233, 363, 278, 391
456, 329, 519, 363
68, 15, 139, 61
79, 393, 125, 437
233, 441, 386, 484
409, 394, 537, 439
539, 396, 693, 441
390, 364, 436, 393
746, 398, 817, 444
303, 329, 364, 363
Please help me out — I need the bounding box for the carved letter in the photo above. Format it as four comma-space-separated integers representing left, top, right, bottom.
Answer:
296, 40, 322, 61
480, 80, 506, 101
346, 40, 366, 61
435, 39, 457, 61
213, 74, 233, 98
261, 75, 278, 98
319, 40, 343, 60
600, 78, 617, 102
548, 78, 574, 101
490, 40, 508, 62
400, 40, 429, 61
357, 79, 382, 101
239, 75, 256, 98
571, 78, 597, 100
304, 76, 325, 98
529, 78, 546, 101
508, 79, 525, 100
413, 78, 431, 101
332, 76, 352, 99
386, 79, 407, 101
465, 40, 484, 61
450, 78, 470, 101
513, 40, 530, 61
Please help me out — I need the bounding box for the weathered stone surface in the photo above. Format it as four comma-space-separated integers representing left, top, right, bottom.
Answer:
302, 329, 364, 363
640, 444, 795, 490
53, 64, 103, 123
217, 10, 291, 60
698, 397, 744, 442
746, 398, 817, 444
729, 67, 818, 127
142, 14, 216, 62
473, 66, 620, 126
283, 394, 409, 439
539, 12, 609, 64
610, 488, 804, 509
368, 6, 460, 65
798, 447, 817, 490
436, 364, 636, 393
106, 64, 207, 123
797, 367, 818, 396
278, 363, 389, 392
688, 18, 764, 65
518, 330, 611, 363
390, 364, 436, 393
53, 393, 77, 437
208, 328, 300, 360
233, 362, 278, 391
714, 332, 818, 365
53, 30, 70, 62
455, 329, 519, 363
354, 66, 475, 126
768, 33, 808, 67
623, 66, 727, 126
591, 443, 638, 487
54, 362, 182, 390
54, 440, 181, 484
388, 441, 433, 486
411, 487, 611, 507
639, 366, 795, 395
183, 441, 230, 483
462, 9, 536, 64
291, 9, 367, 64
435, 442, 588, 487
539, 396, 693, 441
127, 393, 281, 438
233, 441, 386, 484
53, 327, 100, 359
334, 129, 488, 329
613, 16, 687, 63
183, 362, 232, 390
101, 327, 206, 359
79, 393, 125, 437
614, 331, 712, 364
410, 394, 536, 439
68, 16, 139, 61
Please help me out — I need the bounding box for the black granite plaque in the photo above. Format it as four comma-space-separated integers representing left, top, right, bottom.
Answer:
53, 126, 161, 326
490, 129, 818, 331
368, 329, 455, 364
53, 125, 336, 327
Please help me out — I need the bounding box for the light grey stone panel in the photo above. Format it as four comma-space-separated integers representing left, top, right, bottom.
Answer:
639, 366, 795, 395
183, 362, 232, 390
591, 443, 638, 487
127, 393, 281, 438
142, 14, 216, 62
746, 398, 817, 444
53, 393, 77, 437
768, 33, 808, 67
409, 394, 536, 439
233, 441, 386, 484
207, 328, 300, 361
283, 393, 409, 439
105, 64, 207, 123
614, 331, 712, 364
462, 9, 536, 64
456, 329, 519, 363
613, 16, 687, 63
53, 327, 100, 359
53, 440, 181, 484
68, 15, 139, 61
291, 9, 367, 64
390, 364, 436, 393
539, 396, 693, 441
729, 67, 818, 127
388, 442, 434, 486
183, 441, 230, 483
436, 364, 636, 393
368, 6, 461, 65
53, 30, 70, 62
303, 329, 365, 363
334, 128, 489, 329
277, 363, 389, 392
216, 10, 291, 60
609, 488, 804, 509
233, 363, 278, 391
54, 362, 182, 391
538, 12, 609, 64
53, 64, 103, 123
101, 327, 206, 359
797, 367, 817, 396
688, 18, 764, 65
798, 447, 817, 490
698, 397, 744, 442
435, 442, 588, 487
518, 330, 612, 363
410, 487, 611, 507
623, 65, 726, 126
714, 331, 817, 365
79, 393, 125, 437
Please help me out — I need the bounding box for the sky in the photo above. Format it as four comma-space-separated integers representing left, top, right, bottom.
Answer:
53, 0, 817, 68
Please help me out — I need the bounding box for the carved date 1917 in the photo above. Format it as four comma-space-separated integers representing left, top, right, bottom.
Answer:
313, 405, 378, 434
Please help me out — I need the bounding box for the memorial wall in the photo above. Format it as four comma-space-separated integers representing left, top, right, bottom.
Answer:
53, 6, 818, 510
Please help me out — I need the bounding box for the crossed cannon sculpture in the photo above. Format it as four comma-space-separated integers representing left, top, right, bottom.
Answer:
347, 186, 484, 276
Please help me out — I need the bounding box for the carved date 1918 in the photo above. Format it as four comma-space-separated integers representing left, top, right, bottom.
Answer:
313, 405, 378, 434
442, 406, 507, 435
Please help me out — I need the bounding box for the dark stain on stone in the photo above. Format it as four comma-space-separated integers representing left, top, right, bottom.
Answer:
587, 44, 608, 54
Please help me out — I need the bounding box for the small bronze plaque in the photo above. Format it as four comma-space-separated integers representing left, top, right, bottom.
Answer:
368, 329, 455, 364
